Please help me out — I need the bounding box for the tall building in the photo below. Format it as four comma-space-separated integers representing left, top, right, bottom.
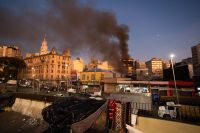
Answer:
122, 58, 134, 77
146, 58, 164, 79
135, 60, 147, 69
191, 43, 200, 95
20, 37, 72, 84
0, 45, 22, 58
191, 44, 200, 78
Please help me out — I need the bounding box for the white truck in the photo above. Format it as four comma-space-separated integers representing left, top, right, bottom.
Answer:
158, 102, 181, 119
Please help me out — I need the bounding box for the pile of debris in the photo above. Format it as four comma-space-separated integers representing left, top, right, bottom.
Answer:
42, 96, 105, 132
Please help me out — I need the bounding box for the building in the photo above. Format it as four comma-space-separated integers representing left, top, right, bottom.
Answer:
135, 60, 146, 69
135, 68, 149, 81
80, 68, 119, 85
146, 58, 164, 79
122, 58, 134, 77
72, 57, 84, 80
102, 78, 195, 97
182, 57, 193, 64
86, 58, 113, 71
191, 44, 200, 76
191, 43, 200, 95
80, 68, 121, 92
73, 57, 84, 73
163, 60, 171, 69
0, 45, 22, 58
40, 35, 49, 55
20, 36, 72, 85
163, 62, 193, 81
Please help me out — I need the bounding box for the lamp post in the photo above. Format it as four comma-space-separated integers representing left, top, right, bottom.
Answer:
94, 66, 97, 85
170, 54, 179, 105
32, 67, 35, 93
65, 64, 69, 90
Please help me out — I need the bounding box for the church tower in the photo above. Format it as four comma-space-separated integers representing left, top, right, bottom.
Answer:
40, 35, 49, 55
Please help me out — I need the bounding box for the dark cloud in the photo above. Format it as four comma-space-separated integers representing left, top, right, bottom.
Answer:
0, 0, 130, 71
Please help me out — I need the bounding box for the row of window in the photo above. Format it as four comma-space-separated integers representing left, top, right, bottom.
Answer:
27, 55, 70, 63
33, 75, 68, 79
81, 74, 104, 80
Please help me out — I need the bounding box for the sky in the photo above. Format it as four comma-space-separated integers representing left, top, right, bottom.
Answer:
92, 0, 200, 61
0, 0, 200, 62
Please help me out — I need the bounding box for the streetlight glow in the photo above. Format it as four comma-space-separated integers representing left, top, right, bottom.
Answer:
170, 54, 175, 58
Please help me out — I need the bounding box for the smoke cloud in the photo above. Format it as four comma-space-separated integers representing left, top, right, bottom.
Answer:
0, 0, 130, 71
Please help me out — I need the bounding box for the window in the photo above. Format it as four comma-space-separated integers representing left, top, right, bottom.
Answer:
51, 70, 53, 73
52, 60, 54, 63
101, 74, 104, 79
82, 74, 86, 80
91, 74, 95, 80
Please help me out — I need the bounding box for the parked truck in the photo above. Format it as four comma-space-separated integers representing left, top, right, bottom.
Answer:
158, 102, 181, 119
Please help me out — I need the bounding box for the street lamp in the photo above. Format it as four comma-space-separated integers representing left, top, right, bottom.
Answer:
65, 64, 69, 89
32, 67, 35, 93
170, 54, 179, 105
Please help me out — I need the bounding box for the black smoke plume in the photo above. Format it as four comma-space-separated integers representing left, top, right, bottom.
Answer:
0, 0, 130, 72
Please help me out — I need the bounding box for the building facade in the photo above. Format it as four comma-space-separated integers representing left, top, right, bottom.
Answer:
80, 68, 116, 85
191, 43, 200, 95
135, 68, 149, 81
122, 58, 134, 77
73, 57, 84, 73
135, 60, 147, 69
0, 45, 22, 58
163, 63, 193, 81
20, 37, 72, 84
146, 58, 164, 79
191, 44, 200, 78
86, 58, 113, 71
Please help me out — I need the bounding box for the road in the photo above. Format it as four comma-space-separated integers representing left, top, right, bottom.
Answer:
0, 111, 48, 133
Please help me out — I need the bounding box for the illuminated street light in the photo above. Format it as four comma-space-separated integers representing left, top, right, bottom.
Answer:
170, 54, 179, 105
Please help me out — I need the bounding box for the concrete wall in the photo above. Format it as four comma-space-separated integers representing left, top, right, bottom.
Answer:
135, 117, 200, 133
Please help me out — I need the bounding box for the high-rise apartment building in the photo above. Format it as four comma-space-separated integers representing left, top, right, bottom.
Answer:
146, 58, 164, 79
135, 60, 147, 69
191, 43, 200, 77
191, 43, 200, 95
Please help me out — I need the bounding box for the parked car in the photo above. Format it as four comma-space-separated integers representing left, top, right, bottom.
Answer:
5, 80, 17, 92
68, 88, 76, 93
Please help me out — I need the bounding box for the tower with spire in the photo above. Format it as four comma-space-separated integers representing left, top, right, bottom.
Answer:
40, 34, 49, 55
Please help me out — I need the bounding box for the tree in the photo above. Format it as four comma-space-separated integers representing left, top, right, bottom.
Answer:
0, 57, 26, 81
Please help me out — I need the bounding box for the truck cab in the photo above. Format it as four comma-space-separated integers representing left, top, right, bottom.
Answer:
158, 102, 181, 119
